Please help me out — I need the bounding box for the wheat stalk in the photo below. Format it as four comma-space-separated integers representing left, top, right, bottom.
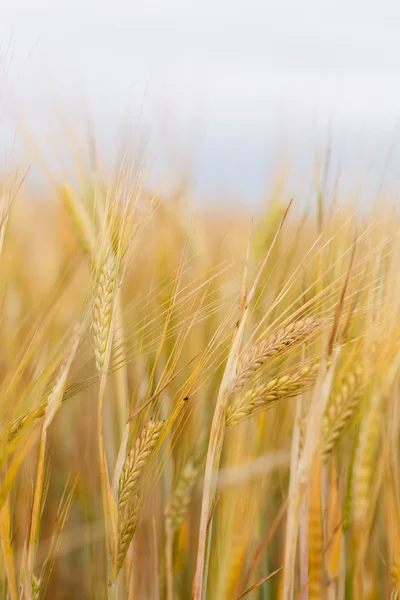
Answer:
7, 328, 81, 445
308, 454, 323, 600
27, 330, 81, 587
193, 201, 292, 599
392, 562, 400, 599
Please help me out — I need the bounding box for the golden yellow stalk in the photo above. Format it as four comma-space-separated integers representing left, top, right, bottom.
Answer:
193, 200, 292, 600
91, 249, 120, 588
392, 547, 400, 595
0, 498, 17, 600
282, 349, 340, 600
226, 533, 249, 599
0, 163, 24, 262
308, 453, 324, 600
325, 458, 342, 600
165, 431, 204, 600
0, 433, 37, 514
0, 197, 10, 260
27, 330, 80, 586
385, 457, 400, 598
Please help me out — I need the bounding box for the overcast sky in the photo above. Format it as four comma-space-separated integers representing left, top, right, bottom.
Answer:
1, 1, 400, 203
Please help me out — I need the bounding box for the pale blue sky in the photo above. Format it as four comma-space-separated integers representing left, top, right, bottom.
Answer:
1, 0, 400, 204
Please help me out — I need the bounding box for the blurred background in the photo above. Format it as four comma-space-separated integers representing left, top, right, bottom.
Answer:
1, 0, 400, 208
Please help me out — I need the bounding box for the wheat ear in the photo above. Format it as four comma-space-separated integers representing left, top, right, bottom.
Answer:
117, 420, 163, 573
226, 362, 320, 427
165, 461, 199, 534
92, 253, 117, 374
8, 403, 47, 441
8, 328, 82, 443
321, 364, 364, 461
351, 396, 381, 532
233, 317, 319, 394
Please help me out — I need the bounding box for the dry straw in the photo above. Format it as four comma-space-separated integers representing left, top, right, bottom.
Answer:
8, 402, 47, 442
308, 455, 324, 599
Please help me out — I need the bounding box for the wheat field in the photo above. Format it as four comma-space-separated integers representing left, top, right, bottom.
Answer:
0, 117, 400, 600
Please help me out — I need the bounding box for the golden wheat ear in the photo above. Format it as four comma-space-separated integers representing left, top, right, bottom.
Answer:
226, 362, 321, 427
322, 364, 364, 461
116, 420, 164, 574
233, 317, 320, 395
92, 252, 117, 375
165, 461, 198, 534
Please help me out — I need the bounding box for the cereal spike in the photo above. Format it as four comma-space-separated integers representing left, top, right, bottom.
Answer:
321, 365, 364, 461
352, 398, 381, 531
118, 420, 164, 509
92, 253, 117, 374
166, 461, 199, 533
233, 317, 319, 394
116, 420, 163, 573
226, 362, 320, 427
